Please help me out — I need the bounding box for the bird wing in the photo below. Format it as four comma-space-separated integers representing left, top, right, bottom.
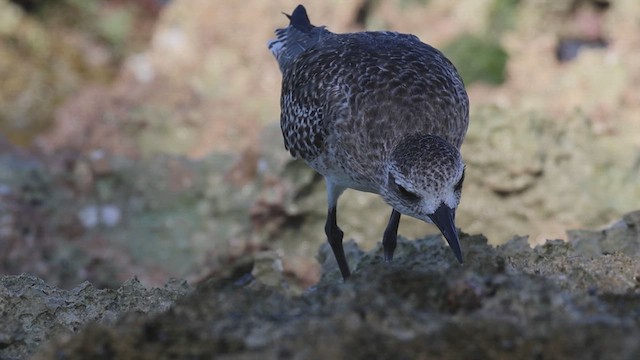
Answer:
279, 56, 347, 160
280, 32, 469, 161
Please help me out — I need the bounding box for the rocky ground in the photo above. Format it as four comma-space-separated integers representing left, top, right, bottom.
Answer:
0, 211, 637, 359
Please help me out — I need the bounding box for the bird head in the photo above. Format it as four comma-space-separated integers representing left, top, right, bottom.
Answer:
380, 134, 466, 262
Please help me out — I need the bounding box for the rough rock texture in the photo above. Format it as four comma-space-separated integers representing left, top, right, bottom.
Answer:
0, 0, 99, 146
0, 0, 157, 147
38, 0, 299, 156
0, 210, 630, 359
460, 107, 640, 243
0, 275, 192, 360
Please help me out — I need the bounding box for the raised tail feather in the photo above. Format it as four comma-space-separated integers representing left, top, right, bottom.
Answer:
268, 5, 329, 73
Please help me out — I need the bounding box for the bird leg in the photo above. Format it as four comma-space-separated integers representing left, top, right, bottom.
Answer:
382, 209, 401, 262
325, 206, 351, 279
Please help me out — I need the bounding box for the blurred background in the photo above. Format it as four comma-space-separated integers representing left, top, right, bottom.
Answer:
0, 0, 638, 289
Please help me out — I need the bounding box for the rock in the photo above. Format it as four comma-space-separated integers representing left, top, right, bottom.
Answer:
443, 34, 509, 85
0, 274, 192, 360
568, 210, 640, 257
459, 107, 640, 243
36, 0, 506, 157
23, 211, 640, 359
0, 146, 262, 289
0, 0, 118, 147
39, 0, 293, 156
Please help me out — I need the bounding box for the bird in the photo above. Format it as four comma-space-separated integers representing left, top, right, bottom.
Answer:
268, 4, 469, 280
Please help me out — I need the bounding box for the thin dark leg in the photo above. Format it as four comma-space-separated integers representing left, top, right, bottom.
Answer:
325, 206, 351, 279
382, 209, 401, 263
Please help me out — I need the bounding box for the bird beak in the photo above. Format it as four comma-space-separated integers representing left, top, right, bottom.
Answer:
427, 203, 463, 263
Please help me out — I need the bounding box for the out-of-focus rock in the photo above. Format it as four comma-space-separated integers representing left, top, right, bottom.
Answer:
37, 0, 503, 157
0, 145, 258, 289
459, 106, 640, 243
481, 0, 640, 134
39, 0, 301, 156
443, 34, 509, 85
0, 0, 109, 147
0, 274, 191, 360
0, 143, 63, 284
0, 0, 161, 148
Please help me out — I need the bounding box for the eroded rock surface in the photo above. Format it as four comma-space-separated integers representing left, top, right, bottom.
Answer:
0, 275, 192, 359
0, 211, 634, 359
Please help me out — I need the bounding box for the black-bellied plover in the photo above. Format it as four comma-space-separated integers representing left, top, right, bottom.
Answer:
268, 5, 469, 279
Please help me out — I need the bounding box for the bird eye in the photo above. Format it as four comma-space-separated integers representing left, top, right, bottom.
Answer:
396, 183, 420, 201
454, 168, 465, 192
389, 172, 420, 201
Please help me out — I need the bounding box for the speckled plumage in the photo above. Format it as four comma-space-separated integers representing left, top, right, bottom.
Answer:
269, 5, 470, 279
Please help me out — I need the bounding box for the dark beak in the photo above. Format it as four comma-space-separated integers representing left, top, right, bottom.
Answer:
427, 203, 463, 263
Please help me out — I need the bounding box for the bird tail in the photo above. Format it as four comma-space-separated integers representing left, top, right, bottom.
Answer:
268, 5, 328, 73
